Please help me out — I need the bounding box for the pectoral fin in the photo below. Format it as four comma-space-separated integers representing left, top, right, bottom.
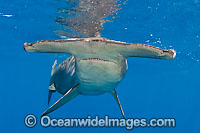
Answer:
42, 84, 79, 116
111, 89, 125, 119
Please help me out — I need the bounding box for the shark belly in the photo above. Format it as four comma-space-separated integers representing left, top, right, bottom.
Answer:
75, 56, 127, 95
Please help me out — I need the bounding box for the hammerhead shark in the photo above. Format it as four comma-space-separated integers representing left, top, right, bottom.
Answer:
24, 37, 176, 118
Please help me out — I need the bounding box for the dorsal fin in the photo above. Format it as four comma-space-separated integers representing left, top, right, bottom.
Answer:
51, 60, 57, 76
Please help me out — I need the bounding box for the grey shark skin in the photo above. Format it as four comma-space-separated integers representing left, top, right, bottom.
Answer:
24, 37, 176, 118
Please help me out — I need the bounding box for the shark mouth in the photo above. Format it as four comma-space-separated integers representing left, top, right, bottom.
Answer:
81, 58, 111, 62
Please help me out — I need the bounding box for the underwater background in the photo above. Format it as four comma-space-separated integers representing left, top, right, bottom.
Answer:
0, 0, 200, 132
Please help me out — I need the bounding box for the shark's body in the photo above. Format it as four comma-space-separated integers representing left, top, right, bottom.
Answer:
24, 37, 176, 117
50, 55, 127, 96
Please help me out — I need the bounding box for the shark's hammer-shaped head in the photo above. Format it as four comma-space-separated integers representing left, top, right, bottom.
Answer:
24, 37, 176, 59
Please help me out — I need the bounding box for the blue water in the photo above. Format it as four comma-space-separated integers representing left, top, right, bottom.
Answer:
0, 0, 200, 132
